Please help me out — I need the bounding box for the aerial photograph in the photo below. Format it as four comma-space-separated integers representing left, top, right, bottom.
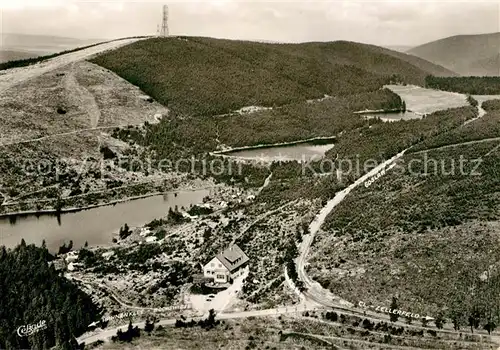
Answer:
1, 0, 500, 349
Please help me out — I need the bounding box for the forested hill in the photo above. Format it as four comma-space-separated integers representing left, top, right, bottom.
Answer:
91, 36, 455, 117
408, 32, 500, 76
361, 42, 457, 78
0, 241, 101, 350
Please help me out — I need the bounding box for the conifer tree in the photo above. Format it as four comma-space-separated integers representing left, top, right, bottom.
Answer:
390, 297, 399, 322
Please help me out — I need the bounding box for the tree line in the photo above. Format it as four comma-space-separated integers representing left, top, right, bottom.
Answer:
0, 241, 101, 349
425, 75, 500, 95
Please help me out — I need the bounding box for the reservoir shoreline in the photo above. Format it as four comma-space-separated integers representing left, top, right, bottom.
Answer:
0, 186, 214, 219
211, 135, 337, 155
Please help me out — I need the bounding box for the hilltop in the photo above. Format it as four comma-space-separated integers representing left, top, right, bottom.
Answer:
91, 36, 455, 117
408, 32, 500, 76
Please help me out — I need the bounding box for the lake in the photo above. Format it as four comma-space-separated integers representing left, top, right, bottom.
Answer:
385, 85, 468, 115
0, 189, 210, 252
222, 142, 335, 162
473, 95, 500, 105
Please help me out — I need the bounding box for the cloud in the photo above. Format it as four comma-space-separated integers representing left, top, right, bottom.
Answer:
0, 0, 498, 46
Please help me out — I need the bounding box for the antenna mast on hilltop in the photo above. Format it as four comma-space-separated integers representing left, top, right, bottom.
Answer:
160, 5, 169, 37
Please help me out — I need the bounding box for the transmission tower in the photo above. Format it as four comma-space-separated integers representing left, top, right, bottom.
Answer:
160, 5, 169, 37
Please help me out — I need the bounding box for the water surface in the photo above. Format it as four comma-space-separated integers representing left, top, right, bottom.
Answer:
0, 189, 209, 252
225, 143, 335, 162
473, 95, 500, 104
385, 85, 468, 115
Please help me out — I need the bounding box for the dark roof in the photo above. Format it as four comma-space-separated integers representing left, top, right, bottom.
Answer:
216, 244, 249, 273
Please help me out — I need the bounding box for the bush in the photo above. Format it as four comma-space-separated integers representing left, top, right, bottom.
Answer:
188, 205, 214, 216
100, 146, 116, 160
56, 107, 67, 115
112, 322, 141, 343
324, 311, 338, 322
467, 95, 478, 107
175, 309, 220, 330
362, 319, 374, 331
144, 318, 154, 333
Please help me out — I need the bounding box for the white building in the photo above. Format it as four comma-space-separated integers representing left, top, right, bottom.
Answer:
203, 244, 249, 284
65, 251, 79, 263
139, 228, 151, 237
145, 236, 158, 243
102, 251, 115, 260
67, 262, 83, 271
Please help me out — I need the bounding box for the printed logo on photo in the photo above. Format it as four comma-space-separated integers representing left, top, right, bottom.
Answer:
17, 320, 47, 337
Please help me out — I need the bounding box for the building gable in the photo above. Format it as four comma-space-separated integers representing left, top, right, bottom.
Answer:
204, 256, 229, 273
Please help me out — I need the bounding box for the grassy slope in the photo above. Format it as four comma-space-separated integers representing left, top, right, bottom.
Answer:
96, 314, 490, 350
91, 36, 452, 117
409, 32, 500, 76
310, 140, 500, 326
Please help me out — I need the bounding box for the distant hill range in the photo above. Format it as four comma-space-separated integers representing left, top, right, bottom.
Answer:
0, 50, 39, 63
384, 45, 413, 53
408, 32, 500, 76
0, 33, 105, 63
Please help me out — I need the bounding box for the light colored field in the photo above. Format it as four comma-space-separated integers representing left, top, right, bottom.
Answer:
385, 84, 468, 115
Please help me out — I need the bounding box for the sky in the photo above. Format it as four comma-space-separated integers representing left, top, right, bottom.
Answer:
0, 0, 499, 47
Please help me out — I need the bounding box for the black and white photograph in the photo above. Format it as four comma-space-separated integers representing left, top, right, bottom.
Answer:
1, 1, 500, 349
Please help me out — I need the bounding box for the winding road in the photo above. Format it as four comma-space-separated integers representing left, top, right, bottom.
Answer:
295, 149, 408, 308
286, 96, 500, 346
77, 305, 318, 345
294, 93, 500, 311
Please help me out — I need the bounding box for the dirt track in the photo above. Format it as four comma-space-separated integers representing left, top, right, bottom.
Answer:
0, 37, 170, 212
63, 63, 101, 128
0, 38, 145, 95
